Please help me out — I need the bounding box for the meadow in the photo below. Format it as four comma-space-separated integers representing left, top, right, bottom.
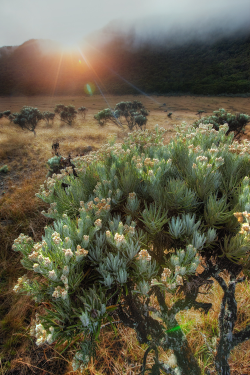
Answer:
0, 94, 250, 375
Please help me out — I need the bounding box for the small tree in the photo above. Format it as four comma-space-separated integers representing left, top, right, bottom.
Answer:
13, 124, 250, 375
54, 104, 77, 126
196, 110, 205, 119
43, 111, 55, 125
94, 101, 149, 130
0, 110, 11, 120
114, 100, 148, 130
94, 108, 122, 128
13, 106, 44, 136
193, 108, 250, 140
78, 106, 88, 119
8, 114, 15, 122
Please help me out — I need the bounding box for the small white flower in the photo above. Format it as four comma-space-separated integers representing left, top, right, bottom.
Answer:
63, 248, 73, 259
33, 263, 40, 272
94, 219, 102, 228
48, 270, 57, 281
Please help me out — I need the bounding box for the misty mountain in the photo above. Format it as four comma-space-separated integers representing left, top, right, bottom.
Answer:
0, 30, 249, 96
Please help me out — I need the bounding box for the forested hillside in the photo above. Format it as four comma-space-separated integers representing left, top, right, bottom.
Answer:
0, 31, 249, 96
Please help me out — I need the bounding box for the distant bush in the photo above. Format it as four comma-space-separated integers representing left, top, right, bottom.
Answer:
94, 108, 121, 127
8, 114, 15, 122
0, 110, 11, 120
94, 101, 149, 130
193, 108, 250, 140
43, 111, 55, 125
78, 106, 88, 119
13, 106, 44, 136
114, 100, 148, 130
54, 104, 77, 126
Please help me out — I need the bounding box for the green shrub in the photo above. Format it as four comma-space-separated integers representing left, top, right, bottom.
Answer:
94, 108, 121, 127
193, 108, 250, 140
13, 107, 44, 136
114, 100, 148, 130
13, 124, 250, 374
0, 165, 8, 173
78, 106, 88, 119
94, 101, 149, 130
54, 104, 77, 126
43, 111, 55, 125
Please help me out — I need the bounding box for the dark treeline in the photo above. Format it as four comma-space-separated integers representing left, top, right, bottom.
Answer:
0, 31, 250, 96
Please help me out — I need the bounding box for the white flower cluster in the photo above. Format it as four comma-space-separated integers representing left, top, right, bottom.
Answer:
82, 197, 111, 217
160, 267, 183, 289
137, 249, 151, 261
12, 233, 33, 250
52, 231, 62, 244
94, 218, 102, 228
52, 285, 68, 300
235, 211, 250, 234
30, 316, 55, 346
114, 233, 126, 248
75, 245, 89, 262
228, 139, 250, 155
13, 275, 30, 293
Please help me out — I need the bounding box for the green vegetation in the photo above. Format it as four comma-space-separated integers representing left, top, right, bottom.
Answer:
12, 124, 250, 374
94, 101, 148, 130
78, 106, 88, 119
13, 106, 44, 136
0, 110, 11, 119
94, 108, 120, 127
0, 165, 8, 173
193, 108, 250, 139
43, 111, 55, 125
54, 104, 78, 126
114, 101, 148, 130
0, 33, 249, 96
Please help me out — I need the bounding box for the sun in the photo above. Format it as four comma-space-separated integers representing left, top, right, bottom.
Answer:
57, 38, 80, 54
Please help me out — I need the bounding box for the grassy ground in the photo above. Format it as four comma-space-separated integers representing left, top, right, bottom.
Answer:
0, 94, 250, 374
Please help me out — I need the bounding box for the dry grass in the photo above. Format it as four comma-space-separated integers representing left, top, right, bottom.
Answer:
1, 94, 250, 375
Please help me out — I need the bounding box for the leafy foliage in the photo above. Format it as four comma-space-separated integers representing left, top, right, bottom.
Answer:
78, 106, 88, 119
12, 106, 44, 136
193, 108, 250, 140
13, 124, 250, 374
43, 111, 55, 125
0, 34, 249, 95
54, 104, 77, 126
94, 108, 121, 127
94, 101, 149, 130
114, 101, 148, 130
0, 110, 11, 119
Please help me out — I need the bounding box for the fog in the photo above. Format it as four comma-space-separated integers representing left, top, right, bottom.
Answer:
88, 1, 250, 50
0, 0, 249, 49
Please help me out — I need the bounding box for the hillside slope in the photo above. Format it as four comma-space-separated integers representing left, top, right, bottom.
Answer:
0, 32, 249, 96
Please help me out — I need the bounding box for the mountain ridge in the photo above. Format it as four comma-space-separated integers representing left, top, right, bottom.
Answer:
0, 31, 249, 96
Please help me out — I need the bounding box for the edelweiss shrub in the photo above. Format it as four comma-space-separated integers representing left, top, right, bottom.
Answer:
193, 108, 250, 140
13, 124, 250, 375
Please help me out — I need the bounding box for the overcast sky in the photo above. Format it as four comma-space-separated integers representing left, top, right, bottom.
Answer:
1, 0, 250, 48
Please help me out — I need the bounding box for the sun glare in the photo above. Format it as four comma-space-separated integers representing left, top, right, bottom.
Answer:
58, 40, 79, 54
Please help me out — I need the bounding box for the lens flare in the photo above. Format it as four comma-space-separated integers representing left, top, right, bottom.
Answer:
84, 82, 95, 96
166, 321, 194, 333
79, 60, 81, 64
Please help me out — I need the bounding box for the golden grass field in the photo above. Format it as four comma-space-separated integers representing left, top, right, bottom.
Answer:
0, 94, 250, 375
